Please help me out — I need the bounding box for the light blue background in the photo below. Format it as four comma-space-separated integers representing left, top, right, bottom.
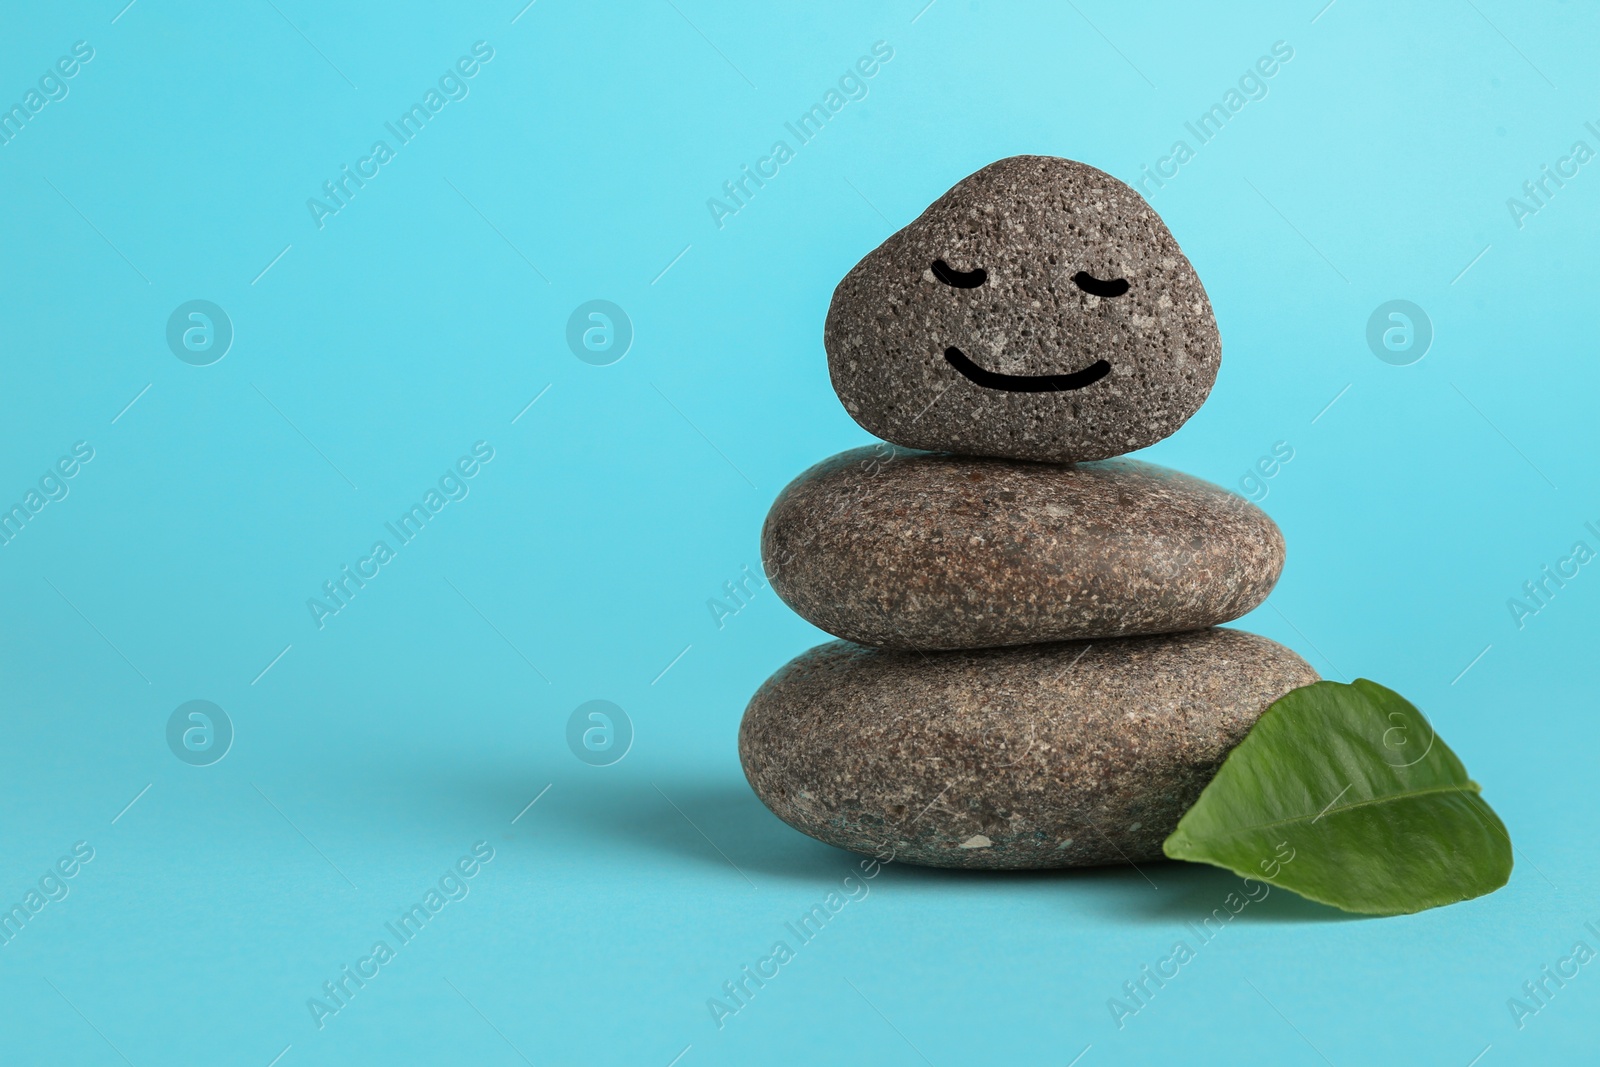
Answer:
1, 0, 1595, 1063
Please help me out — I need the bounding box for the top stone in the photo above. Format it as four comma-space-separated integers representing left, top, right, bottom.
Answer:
825, 155, 1221, 463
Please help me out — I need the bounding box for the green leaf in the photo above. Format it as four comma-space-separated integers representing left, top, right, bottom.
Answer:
1163, 679, 1512, 916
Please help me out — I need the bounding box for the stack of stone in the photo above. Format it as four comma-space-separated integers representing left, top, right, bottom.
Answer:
739, 156, 1318, 870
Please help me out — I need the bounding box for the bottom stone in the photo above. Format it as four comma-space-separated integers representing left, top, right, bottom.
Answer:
738, 628, 1318, 870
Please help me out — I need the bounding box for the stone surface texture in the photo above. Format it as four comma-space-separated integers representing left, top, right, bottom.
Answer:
739, 629, 1318, 870
763, 446, 1284, 650
825, 154, 1221, 463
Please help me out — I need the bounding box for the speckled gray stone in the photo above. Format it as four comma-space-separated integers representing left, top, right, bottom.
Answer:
739, 629, 1317, 870
825, 155, 1220, 463
764, 446, 1284, 650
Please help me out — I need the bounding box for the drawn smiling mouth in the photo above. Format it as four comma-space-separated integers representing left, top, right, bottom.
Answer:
943, 346, 1112, 393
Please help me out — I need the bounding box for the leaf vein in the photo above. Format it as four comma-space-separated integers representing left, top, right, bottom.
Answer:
1179, 783, 1485, 842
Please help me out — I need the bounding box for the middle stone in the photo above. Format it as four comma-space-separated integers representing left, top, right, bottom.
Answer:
764, 446, 1285, 650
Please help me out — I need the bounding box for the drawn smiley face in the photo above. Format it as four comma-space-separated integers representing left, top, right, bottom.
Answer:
825, 155, 1221, 464
933, 258, 1123, 392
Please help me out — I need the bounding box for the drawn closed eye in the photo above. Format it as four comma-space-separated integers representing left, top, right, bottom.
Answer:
931, 259, 987, 288
1072, 271, 1130, 298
